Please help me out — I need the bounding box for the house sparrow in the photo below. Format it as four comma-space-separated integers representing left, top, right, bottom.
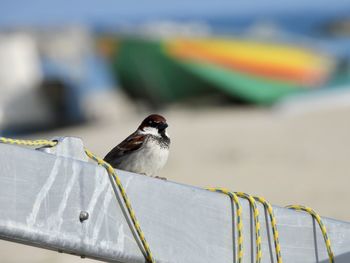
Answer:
104, 114, 170, 177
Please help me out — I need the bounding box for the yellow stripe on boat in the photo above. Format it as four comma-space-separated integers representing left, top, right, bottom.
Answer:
166, 38, 335, 86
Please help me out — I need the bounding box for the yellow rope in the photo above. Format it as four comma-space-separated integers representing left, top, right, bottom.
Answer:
84, 149, 155, 263
235, 192, 262, 263
0, 136, 155, 263
207, 189, 282, 263
286, 205, 334, 263
206, 188, 243, 263
253, 196, 283, 263
0, 137, 57, 147
0, 136, 336, 263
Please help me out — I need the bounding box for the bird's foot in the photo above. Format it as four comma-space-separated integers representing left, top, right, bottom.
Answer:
140, 173, 167, 180
154, 176, 167, 180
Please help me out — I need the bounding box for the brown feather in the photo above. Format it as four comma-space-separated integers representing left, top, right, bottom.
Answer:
104, 131, 147, 167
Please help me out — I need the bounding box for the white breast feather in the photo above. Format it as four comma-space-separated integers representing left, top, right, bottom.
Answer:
120, 135, 169, 176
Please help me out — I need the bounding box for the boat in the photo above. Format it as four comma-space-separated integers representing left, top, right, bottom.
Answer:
112, 37, 342, 105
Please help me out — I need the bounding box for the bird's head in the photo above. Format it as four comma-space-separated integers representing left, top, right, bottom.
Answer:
138, 114, 169, 137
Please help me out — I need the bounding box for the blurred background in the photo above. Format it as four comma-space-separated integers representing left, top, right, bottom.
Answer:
1, 0, 350, 262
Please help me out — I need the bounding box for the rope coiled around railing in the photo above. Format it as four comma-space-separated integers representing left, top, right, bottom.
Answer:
207, 190, 282, 263
286, 205, 334, 263
206, 189, 334, 263
206, 188, 244, 263
253, 196, 282, 263
0, 136, 335, 263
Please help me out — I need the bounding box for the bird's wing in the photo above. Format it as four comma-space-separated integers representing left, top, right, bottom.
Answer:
104, 132, 147, 165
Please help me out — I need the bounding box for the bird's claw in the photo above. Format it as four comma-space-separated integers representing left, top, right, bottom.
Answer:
154, 176, 167, 180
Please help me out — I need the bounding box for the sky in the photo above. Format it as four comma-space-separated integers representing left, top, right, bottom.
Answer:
0, 0, 350, 28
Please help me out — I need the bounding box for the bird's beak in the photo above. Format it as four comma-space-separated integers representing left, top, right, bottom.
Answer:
158, 123, 168, 131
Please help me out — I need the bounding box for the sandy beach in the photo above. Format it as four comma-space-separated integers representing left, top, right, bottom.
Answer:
1, 93, 350, 262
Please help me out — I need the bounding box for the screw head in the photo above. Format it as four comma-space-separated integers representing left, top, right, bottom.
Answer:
79, 211, 89, 222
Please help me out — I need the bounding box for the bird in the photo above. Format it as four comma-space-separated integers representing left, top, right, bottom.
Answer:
104, 114, 170, 177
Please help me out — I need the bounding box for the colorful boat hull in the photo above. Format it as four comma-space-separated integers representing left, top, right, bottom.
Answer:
112, 37, 338, 105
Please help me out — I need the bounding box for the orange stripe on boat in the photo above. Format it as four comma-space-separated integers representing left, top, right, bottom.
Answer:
166, 39, 334, 86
